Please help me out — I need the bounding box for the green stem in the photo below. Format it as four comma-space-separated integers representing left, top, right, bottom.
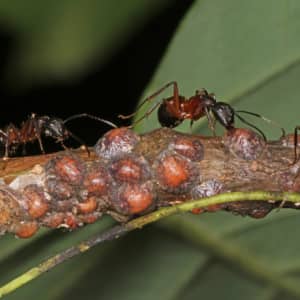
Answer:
0, 191, 300, 298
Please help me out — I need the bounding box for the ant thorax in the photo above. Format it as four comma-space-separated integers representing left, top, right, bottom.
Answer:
180, 96, 209, 121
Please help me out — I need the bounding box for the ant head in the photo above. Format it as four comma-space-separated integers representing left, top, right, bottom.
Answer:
211, 102, 235, 129
202, 96, 216, 108
42, 117, 69, 140
196, 89, 216, 107
196, 88, 215, 97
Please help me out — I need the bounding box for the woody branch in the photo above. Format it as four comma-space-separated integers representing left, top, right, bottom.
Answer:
0, 126, 298, 238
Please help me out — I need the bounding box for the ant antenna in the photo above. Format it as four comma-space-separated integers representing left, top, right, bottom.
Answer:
234, 113, 267, 141
236, 110, 286, 138
64, 113, 118, 156
64, 113, 117, 129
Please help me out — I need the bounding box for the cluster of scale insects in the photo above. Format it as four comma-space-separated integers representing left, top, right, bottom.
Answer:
1, 82, 299, 237
1, 127, 213, 237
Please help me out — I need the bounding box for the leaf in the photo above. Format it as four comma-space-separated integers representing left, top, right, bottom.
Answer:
0, 217, 115, 300
0, 0, 171, 83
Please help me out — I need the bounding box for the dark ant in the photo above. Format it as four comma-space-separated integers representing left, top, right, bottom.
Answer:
119, 81, 285, 141
0, 113, 117, 159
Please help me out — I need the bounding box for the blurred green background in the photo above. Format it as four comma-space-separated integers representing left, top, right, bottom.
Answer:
1, 1, 300, 300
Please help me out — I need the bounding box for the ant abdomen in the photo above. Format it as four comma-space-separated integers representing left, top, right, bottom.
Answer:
158, 101, 183, 128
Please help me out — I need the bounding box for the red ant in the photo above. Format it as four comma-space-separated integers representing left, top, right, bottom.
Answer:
0, 113, 117, 159
119, 81, 285, 141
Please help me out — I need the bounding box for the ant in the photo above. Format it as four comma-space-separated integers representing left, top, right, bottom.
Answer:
0, 113, 117, 159
119, 81, 285, 141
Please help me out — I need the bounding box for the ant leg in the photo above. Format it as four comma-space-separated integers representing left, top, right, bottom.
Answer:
129, 101, 162, 128
204, 107, 216, 136
277, 128, 299, 207
56, 138, 71, 154
37, 135, 45, 154
64, 113, 117, 129
32, 117, 45, 154
172, 81, 180, 114
235, 110, 286, 138
118, 81, 179, 120
4, 138, 9, 160
189, 119, 194, 131
4, 144, 8, 160
292, 126, 300, 165
0, 130, 8, 159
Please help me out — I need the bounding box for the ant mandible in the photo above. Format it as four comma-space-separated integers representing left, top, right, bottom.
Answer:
0, 113, 117, 159
119, 81, 285, 140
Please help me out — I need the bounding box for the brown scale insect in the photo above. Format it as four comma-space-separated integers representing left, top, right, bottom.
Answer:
15, 221, 39, 238
112, 182, 155, 215
153, 150, 199, 193
23, 185, 49, 219
83, 163, 113, 197
0, 113, 117, 159
94, 127, 140, 159
224, 128, 266, 161
168, 136, 204, 162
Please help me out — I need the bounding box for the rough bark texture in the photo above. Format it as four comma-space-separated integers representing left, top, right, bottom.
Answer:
0, 126, 299, 238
